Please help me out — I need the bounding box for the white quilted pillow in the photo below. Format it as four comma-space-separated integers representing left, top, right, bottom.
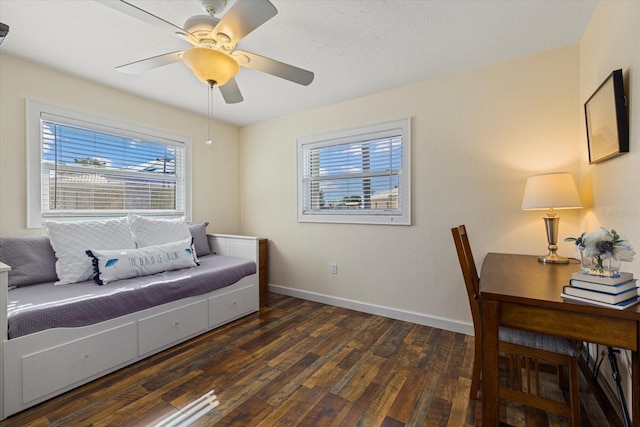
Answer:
86, 238, 197, 285
128, 214, 192, 248
42, 217, 137, 285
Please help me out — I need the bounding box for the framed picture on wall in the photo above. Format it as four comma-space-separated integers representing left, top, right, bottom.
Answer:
584, 69, 629, 164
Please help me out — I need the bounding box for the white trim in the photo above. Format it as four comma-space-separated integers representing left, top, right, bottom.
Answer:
297, 118, 411, 226
269, 283, 474, 336
26, 99, 192, 228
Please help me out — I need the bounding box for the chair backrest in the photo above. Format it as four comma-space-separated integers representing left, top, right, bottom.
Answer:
451, 225, 482, 337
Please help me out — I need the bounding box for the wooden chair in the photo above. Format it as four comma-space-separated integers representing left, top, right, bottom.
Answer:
451, 225, 581, 425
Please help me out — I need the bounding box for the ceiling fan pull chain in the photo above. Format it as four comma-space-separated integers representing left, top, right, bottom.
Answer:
205, 81, 214, 145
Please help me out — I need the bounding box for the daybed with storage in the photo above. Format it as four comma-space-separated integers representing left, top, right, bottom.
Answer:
0, 219, 260, 420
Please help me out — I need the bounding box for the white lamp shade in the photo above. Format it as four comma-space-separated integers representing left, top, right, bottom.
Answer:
521, 172, 582, 210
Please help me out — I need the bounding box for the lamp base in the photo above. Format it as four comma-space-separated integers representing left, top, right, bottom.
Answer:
538, 215, 569, 264
538, 253, 570, 264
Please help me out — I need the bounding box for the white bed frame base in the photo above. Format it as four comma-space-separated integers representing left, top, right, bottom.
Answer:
0, 234, 260, 420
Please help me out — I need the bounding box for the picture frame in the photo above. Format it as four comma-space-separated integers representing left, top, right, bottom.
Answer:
584, 69, 629, 164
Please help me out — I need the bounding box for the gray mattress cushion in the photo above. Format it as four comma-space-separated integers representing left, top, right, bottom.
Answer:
0, 235, 58, 288
7, 254, 256, 339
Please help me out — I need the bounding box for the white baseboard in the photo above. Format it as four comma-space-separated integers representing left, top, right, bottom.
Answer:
268, 284, 474, 336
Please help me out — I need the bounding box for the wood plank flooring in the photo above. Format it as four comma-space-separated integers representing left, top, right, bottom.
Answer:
0, 293, 615, 426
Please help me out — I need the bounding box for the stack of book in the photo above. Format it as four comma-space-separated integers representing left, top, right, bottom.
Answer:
561, 271, 640, 309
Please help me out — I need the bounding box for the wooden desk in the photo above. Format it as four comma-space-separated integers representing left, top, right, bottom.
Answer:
480, 253, 640, 426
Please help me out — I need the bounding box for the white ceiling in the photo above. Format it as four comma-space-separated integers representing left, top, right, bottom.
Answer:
0, 0, 598, 127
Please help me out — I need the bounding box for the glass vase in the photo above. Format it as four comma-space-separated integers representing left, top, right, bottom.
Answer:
580, 250, 621, 277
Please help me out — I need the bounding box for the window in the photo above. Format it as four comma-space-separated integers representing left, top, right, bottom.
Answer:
27, 100, 191, 227
297, 118, 411, 225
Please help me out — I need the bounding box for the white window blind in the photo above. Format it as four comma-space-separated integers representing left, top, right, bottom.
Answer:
298, 119, 411, 225
27, 101, 191, 227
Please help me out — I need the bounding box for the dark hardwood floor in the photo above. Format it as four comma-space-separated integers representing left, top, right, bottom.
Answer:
0, 293, 614, 426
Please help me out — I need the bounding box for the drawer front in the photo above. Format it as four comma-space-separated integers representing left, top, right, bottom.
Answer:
138, 300, 208, 356
22, 323, 137, 404
209, 285, 257, 328
500, 302, 639, 350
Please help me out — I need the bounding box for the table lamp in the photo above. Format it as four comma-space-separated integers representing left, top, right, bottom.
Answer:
522, 172, 582, 264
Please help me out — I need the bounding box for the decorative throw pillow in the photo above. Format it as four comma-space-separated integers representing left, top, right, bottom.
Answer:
0, 235, 59, 287
86, 238, 197, 285
128, 214, 192, 248
188, 221, 211, 256
42, 217, 137, 285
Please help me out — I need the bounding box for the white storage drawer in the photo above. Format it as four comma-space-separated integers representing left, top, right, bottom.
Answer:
22, 322, 137, 404
209, 285, 257, 328
138, 300, 208, 356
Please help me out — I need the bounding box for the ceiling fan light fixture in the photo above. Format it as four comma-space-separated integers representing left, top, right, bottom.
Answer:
104, 0, 313, 105
182, 47, 239, 86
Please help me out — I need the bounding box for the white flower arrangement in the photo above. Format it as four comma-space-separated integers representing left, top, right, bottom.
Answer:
565, 228, 635, 275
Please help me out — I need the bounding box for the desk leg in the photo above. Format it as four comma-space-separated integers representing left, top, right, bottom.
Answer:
482, 299, 500, 425
633, 345, 640, 426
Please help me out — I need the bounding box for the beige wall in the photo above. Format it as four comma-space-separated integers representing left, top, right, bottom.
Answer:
579, 1, 640, 277
240, 45, 581, 332
0, 54, 242, 236
578, 0, 640, 413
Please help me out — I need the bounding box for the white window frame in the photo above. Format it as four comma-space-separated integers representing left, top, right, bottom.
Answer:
297, 118, 411, 225
26, 100, 192, 228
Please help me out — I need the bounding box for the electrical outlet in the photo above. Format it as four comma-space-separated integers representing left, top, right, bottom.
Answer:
331, 263, 338, 274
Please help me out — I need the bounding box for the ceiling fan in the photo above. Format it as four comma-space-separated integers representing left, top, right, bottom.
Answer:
96, 0, 314, 104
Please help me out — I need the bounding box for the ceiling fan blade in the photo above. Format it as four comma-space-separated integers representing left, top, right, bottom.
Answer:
95, 0, 198, 45
116, 51, 184, 74
219, 78, 244, 104
213, 0, 277, 44
234, 50, 314, 86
